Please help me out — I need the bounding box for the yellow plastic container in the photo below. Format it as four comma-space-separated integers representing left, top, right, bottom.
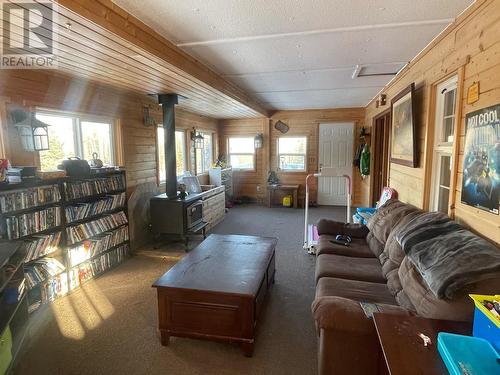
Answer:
282, 195, 292, 207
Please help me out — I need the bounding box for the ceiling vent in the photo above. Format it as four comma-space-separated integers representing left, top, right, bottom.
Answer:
351, 64, 399, 79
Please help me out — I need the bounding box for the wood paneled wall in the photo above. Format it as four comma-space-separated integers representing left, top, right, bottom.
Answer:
219, 109, 366, 205
364, 0, 500, 244
218, 118, 269, 201
0, 69, 219, 247
271, 109, 366, 206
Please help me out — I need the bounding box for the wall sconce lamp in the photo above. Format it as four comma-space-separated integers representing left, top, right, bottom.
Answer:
11, 108, 50, 151
143, 105, 156, 127
191, 127, 204, 149
254, 133, 264, 149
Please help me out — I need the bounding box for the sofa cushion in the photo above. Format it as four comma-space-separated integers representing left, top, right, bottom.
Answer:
367, 200, 421, 247
395, 289, 417, 312
366, 199, 407, 243
385, 268, 402, 295
312, 296, 409, 375
315, 277, 396, 305
317, 235, 375, 258
366, 232, 384, 257
378, 210, 424, 288
317, 219, 369, 238
399, 257, 500, 321
312, 296, 408, 333
315, 254, 385, 284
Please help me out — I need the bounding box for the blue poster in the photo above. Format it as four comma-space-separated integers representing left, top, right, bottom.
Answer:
461, 104, 500, 214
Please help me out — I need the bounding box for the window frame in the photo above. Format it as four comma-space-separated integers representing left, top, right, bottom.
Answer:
195, 130, 214, 175
35, 109, 116, 170
227, 136, 256, 171
277, 136, 308, 172
156, 126, 188, 184
429, 76, 458, 214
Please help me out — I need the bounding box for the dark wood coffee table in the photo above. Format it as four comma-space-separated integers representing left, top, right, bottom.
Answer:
373, 313, 472, 375
153, 234, 277, 356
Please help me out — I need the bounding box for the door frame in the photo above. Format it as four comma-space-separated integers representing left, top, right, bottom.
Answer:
317, 122, 355, 206
370, 109, 391, 206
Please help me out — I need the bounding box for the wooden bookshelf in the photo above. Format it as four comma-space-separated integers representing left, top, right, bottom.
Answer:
0, 241, 28, 375
0, 170, 130, 314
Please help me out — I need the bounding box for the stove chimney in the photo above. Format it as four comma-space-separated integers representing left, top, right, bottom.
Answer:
157, 94, 179, 198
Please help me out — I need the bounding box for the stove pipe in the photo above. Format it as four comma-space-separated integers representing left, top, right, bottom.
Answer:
158, 94, 178, 198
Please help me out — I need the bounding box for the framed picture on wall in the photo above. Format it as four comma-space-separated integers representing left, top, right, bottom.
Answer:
390, 83, 417, 167
460, 104, 500, 215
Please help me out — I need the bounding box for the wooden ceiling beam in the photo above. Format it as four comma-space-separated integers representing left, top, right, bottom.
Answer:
56, 0, 270, 117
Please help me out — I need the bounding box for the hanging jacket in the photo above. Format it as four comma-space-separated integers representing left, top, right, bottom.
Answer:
353, 143, 364, 168
360, 144, 370, 177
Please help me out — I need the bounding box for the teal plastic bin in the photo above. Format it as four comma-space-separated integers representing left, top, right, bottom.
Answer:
437, 332, 500, 375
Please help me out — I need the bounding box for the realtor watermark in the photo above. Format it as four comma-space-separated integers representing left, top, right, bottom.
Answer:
0, 0, 58, 69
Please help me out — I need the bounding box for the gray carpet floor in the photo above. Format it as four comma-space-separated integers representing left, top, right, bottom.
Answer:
15, 204, 347, 375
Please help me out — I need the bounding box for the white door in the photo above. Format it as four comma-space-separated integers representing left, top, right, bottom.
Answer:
318, 123, 354, 205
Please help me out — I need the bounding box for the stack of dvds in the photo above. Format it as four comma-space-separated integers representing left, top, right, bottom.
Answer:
0, 184, 61, 213
23, 231, 62, 262
69, 244, 129, 289
64, 174, 126, 200
40, 272, 68, 303
28, 271, 69, 311
24, 258, 66, 289
67, 226, 129, 267
66, 211, 128, 244
65, 192, 126, 223
5, 206, 62, 239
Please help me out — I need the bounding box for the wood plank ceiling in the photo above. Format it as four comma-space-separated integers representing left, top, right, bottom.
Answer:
0, 0, 268, 119
112, 0, 475, 110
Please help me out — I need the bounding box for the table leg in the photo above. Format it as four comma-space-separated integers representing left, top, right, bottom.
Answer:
241, 341, 254, 357
160, 330, 170, 346
181, 235, 189, 251
267, 190, 272, 208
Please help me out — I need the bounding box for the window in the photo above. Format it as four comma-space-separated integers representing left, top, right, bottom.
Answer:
430, 76, 457, 214
36, 112, 114, 171
228, 137, 255, 170
195, 131, 213, 175
81, 121, 113, 165
156, 127, 186, 183
278, 137, 307, 171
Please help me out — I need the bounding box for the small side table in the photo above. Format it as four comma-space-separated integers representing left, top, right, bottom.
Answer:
267, 184, 299, 208
373, 313, 472, 375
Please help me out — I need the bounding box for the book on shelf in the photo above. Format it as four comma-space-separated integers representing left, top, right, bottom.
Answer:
5, 206, 62, 239
66, 211, 128, 244
65, 192, 126, 223
69, 244, 129, 289
0, 184, 61, 213
24, 258, 66, 289
64, 174, 125, 200
22, 231, 62, 262
28, 271, 69, 311
67, 226, 129, 267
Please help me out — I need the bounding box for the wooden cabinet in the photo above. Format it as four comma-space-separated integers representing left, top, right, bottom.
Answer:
209, 167, 233, 202
201, 186, 225, 232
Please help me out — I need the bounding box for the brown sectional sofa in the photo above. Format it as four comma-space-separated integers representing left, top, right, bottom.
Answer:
312, 199, 500, 375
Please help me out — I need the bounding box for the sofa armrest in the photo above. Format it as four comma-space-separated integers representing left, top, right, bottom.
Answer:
311, 296, 409, 334
316, 219, 369, 238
